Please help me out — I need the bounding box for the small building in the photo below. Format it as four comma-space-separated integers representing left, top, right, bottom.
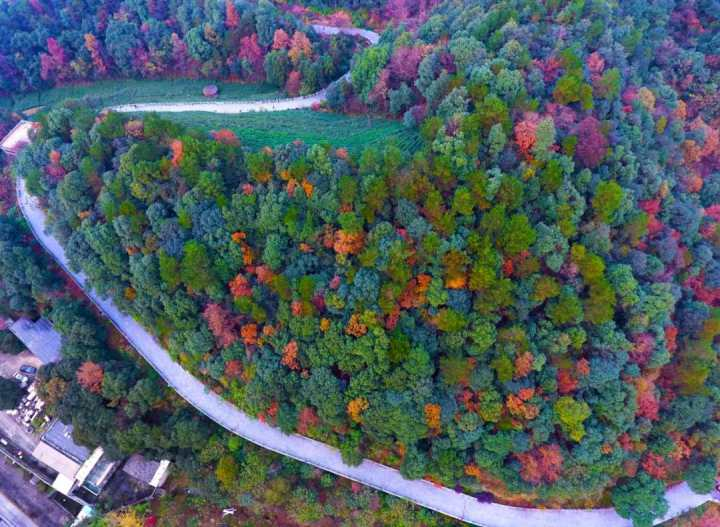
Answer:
8, 317, 62, 365
122, 454, 171, 489
32, 421, 115, 498
0, 120, 35, 158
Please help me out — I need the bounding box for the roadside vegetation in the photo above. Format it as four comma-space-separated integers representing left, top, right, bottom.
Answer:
0, 164, 459, 527
2, 0, 720, 526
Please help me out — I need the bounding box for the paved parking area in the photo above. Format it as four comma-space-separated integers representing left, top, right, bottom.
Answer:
0, 414, 39, 453
0, 351, 41, 380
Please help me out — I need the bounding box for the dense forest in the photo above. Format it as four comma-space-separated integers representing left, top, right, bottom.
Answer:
0, 0, 358, 97
4, 0, 720, 526
0, 191, 459, 526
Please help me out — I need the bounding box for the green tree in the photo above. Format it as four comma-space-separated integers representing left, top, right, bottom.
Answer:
684, 457, 717, 494
554, 396, 591, 442
0, 378, 23, 410
592, 180, 623, 223
499, 214, 536, 256
611, 472, 669, 527
216, 454, 239, 490
351, 45, 390, 102
180, 241, 217, 293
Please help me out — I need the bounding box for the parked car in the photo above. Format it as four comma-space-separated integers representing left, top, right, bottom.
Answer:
13, 373, 29, 388
19, 365, 37, 375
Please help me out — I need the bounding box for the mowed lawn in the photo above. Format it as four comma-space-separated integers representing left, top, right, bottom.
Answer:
154, 109, 421, 155
5, 79, 282, 113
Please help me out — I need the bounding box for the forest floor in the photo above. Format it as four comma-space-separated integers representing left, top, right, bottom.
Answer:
3, 79, 282, 115
151, 109, 421, 155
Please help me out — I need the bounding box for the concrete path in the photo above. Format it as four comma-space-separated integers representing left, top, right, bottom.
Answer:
109, 25, 376, 115
13, 156, 719, 527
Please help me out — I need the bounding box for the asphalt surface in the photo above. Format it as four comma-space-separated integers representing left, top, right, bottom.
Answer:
0, 414, 39, 454
0, 491, 36, 527
0, 458, 71, 527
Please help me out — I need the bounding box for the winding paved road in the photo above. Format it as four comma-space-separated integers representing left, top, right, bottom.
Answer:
109, 25, 378, 115
7, 23, 720, 527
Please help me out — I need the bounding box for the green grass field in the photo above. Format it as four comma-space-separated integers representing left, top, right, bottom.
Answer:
6, 79, 282, 113
3, 78, 420, 156
153, 109, 421, 156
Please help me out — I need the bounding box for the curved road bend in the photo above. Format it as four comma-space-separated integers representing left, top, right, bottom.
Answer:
8, 22, 719, 525
109, 25, 378, 115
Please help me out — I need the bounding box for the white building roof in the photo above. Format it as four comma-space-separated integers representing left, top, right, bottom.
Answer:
122, 454, 171, 488
74, 447, 104, 488
33, 441, 82, 480
0, 120, 34, 156
149, 459, 171, 488
51, 473, 76, 495
33, 422, 109, 497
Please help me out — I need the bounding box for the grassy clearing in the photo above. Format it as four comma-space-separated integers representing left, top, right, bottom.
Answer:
152, 109, 422, 156
5, 79, 421, 155
6, 79, 282, 113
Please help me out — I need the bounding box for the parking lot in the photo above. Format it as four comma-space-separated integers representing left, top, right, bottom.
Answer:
0, 413, 39, 454
0, 351, 41, 380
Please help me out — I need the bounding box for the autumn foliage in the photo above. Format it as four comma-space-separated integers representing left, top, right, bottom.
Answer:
76, 361, 104, 393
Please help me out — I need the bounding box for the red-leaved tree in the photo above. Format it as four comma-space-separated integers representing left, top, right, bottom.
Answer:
77, 361, 104, 393
225, 0, 239, 29
574, 116, 608, 168
272, 29, 290, 50
203, 303, 238, 348
237, 33, 264, 81
516, 444, 563, 485
84, 34, 108, 77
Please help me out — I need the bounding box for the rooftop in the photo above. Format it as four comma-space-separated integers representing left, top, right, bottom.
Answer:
9, 318, 62, 365
33, 441, 82, 481
41, 421, 90, 464
81, 450, 116, 495
122, 455, 171, 488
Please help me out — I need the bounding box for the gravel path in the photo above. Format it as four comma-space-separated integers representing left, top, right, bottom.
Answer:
13, 146, 718, 527
109, 25, 376, 115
